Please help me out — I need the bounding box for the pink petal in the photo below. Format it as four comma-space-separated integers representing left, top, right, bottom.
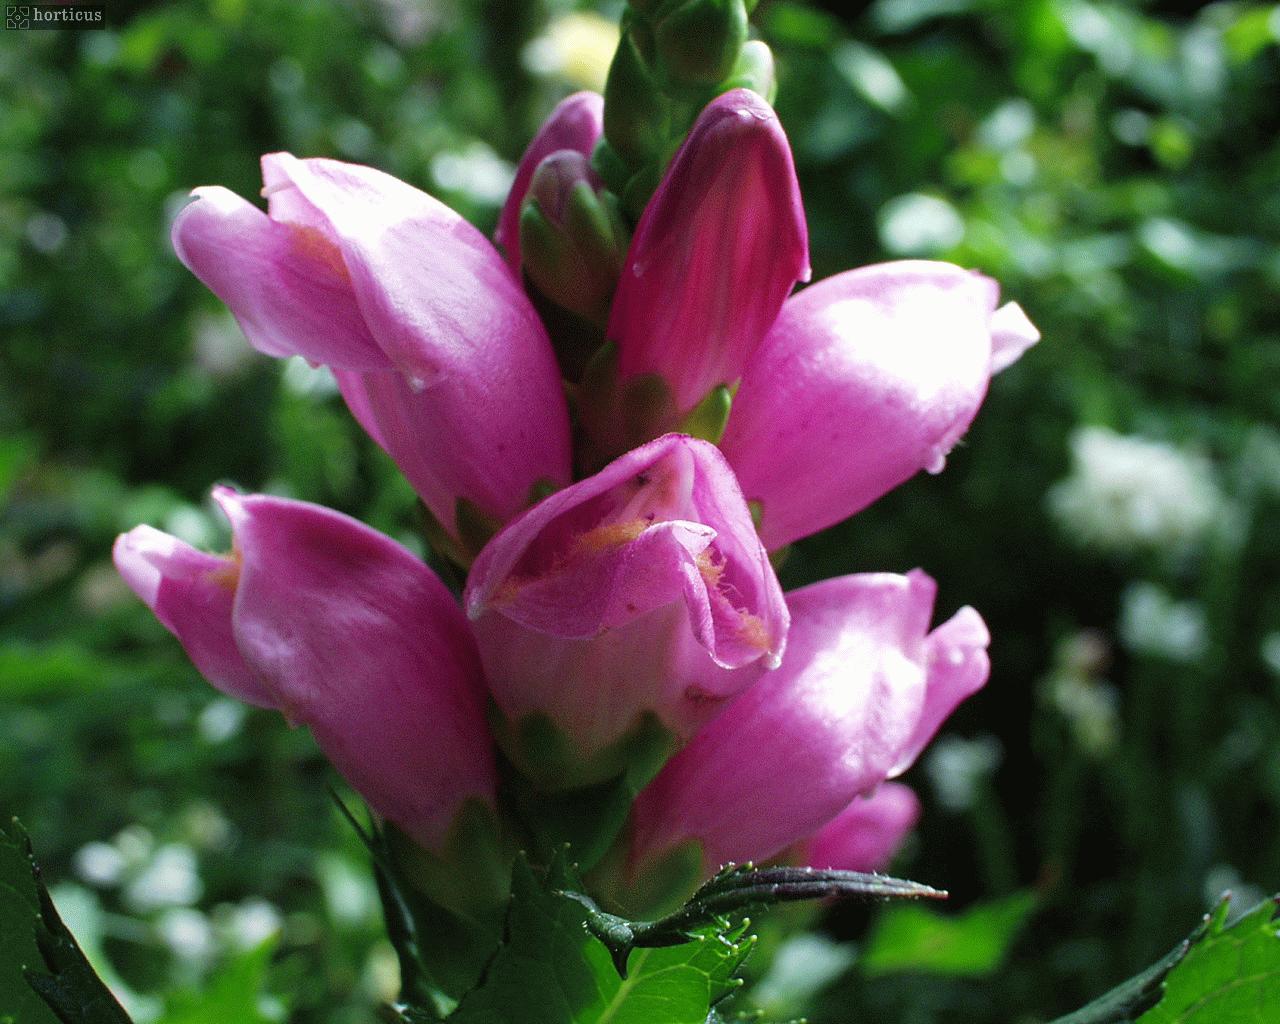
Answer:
610, 90, 809, 412
464, 434, 787, 768
722, 260, 1029, 549
801, 783, 921, 872
628, 570, 939, 876
257, 154, 573, 528
171, 186, 387, 370
113, 525, 271, 707
889, 605, 991, 776
989, 301, 1040, 373
496, 91, 605, 273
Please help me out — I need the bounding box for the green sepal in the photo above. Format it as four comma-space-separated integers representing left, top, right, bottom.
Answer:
678, 383, 734, 444
591, 837, 708, 920
505, 773, 637, 876
418, 498, 499, 570
488, 704, 677, 793
591, 138, 633, 197
652, 0, 749, 94
577, 342, 683, 468
603, 22, 670, 167
526, 477, 560, 506
722, 38, 777, 103
338, 801, 511, 1014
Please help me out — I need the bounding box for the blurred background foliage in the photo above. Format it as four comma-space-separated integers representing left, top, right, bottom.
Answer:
1, 0, 1278, 1021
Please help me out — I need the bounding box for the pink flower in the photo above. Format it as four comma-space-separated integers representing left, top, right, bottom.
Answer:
798, 783, 921, 873
608, 88, 810, 416
517, 149, 628, 328
625, 570, 988, 880
496, 91, 605, 274
720, 260, 1040, 549
171, 153, 571, 543
465, 433, 788, 787
113, 487, 496, 854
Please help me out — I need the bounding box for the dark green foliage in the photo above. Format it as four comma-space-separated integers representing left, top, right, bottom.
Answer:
3, 1, 1280, 1022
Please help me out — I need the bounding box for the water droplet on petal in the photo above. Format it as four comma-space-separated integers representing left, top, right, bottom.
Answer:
405, 374, 427, 393
925, 449, 948, 475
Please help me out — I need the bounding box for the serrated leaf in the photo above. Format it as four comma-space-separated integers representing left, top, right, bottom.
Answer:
1, 823, 61, 1024
0, 822, 132, 1024
1137, 896, 1280, 1024
446, 854, 753, 1024
861, 890, 1037, 978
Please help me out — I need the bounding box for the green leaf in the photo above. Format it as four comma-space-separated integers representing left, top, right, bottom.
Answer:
1, 823, 61, 1024
158, 940, 280, 1024
861, 890, 1037, 978
446, 853, 753, 1024
0, 821, 132, 1024
1137, 896, 1280, 1024
1048, 894, 1280, 1024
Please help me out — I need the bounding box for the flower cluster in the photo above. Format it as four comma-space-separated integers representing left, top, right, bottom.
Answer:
116, 70, 1036, 915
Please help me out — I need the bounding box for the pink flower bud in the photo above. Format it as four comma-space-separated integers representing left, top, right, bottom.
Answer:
171, 154, 571, 539
626, 570, 988, 879
497, 91, 605, 274
797, 783, 921, 873
464, 433, 788, 787
608, 89, 809, 415
113, 488, 496, 854
518, 150, 628, 326
720, 260, 1039, 549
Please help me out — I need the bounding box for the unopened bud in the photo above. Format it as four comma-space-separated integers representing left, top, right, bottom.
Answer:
722, 39, 776, 103
519, 150, 628, 328
603, 23, 671, 167
652, 0, 749, 93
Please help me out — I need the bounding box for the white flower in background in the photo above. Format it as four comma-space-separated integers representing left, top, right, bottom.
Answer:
925, 734, 1003, 812
1042, 631, 1120, 757
1262, 632, 1280, 677
1120, 582, 1209, 663
74, 841, 127, 888
523, 12, 619, 91
1048, 427, 1226, 554
125, 843, 202, 912
430, 142, 514, 208
156, 907, 215, 962
197, 696, 248, 744
226, 898, 283, 950
750, 934, 856, 1017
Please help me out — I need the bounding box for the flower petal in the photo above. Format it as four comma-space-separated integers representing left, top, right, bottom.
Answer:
609, 90, 809, 411
113, 525, 270, 707
171, 186, 387, 370
496, 91, 605, 273
721, 260, 1029, 549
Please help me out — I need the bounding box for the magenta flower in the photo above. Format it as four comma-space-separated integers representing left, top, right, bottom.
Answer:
797, 783, 921, 873
171, 153, 571, 542
720, 260, 1040, 549
625, 570, 988, 880
496, 90, 605, 274
608, 88, 810, 416
113, 487, 496, 854
465, 433, 788, 786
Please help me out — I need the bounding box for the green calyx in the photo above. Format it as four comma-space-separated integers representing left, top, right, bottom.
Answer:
677, 382, 735, 443
384, 800, 513, 925
576, 341, 682, 470
489, 704, 678, 794
420, 497, 502, 570
519, 174, 628, 329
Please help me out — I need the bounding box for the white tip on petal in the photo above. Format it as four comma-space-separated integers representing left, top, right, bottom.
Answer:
989, 301, 1040, 373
